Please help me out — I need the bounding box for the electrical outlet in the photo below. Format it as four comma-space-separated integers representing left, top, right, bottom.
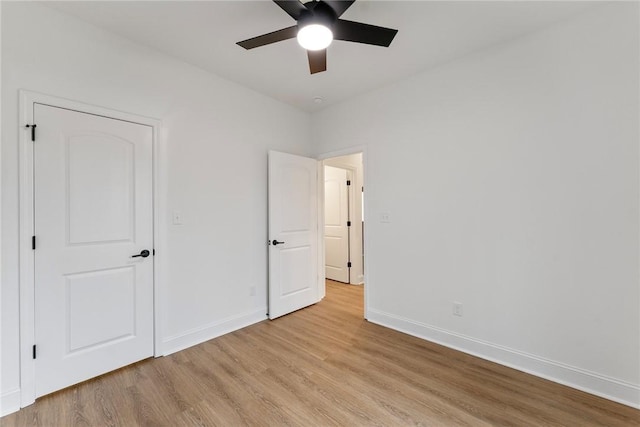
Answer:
380, 212, 391, 223
249, 286, 256, 296
453, 302, 463, 317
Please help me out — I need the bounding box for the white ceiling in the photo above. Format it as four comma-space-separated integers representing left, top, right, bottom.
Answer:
46, 1, 595, 112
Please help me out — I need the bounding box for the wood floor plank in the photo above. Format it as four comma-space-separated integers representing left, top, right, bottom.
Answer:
3, 280, 639, 426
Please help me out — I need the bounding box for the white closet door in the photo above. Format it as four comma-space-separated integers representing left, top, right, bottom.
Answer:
324, 166, 350, 283
34, 104, 154, 397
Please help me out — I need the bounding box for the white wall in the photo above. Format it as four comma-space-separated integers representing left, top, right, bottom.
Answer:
312, 3, 640, 407
1, 2, 310, 415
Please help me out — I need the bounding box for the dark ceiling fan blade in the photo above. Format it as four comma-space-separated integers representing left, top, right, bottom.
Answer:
237, 26, 298, 50
308, 49, 327, 74
323, 1, 355, 17
333, 19, 398, 47
273, 0, 308, 20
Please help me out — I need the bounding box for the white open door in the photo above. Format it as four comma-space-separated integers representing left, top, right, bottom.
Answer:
268, 151, 319, 319
34, 104, 154, 397
324, 166, 350, 283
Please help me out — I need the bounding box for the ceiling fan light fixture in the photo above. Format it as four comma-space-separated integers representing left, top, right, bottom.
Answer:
297, 24, 333, 51
236, 0, 398, 74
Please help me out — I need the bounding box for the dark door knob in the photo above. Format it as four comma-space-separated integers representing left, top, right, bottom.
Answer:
272, 240, 285, 246
132, 249, 150, 258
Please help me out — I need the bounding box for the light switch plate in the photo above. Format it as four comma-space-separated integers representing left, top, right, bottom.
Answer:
172, 211, 182, 225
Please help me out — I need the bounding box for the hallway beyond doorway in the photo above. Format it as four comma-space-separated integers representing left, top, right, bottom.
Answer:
325, 279, 364, 319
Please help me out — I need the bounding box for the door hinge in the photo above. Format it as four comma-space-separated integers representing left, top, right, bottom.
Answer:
347, 221, 351, 227
32, 236, 36, 250
33, 345, 37, 359
346, 180, 351, 186
347, 261, 352, 268
25, 124, 37, 142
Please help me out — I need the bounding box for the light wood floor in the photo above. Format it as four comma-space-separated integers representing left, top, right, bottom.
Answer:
3, 280, 639, 426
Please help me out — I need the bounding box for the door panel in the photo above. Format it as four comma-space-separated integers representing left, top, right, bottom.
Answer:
324, 166, 350, 282
279, 247, 312, 295
67, 135, 134, 244
66, 266, 135, 352
281, 165, 311, 231
34, 104, 153, 397
268, 151, 318, 319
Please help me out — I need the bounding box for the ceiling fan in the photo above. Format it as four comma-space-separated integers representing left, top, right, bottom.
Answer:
237, 0, 398, 74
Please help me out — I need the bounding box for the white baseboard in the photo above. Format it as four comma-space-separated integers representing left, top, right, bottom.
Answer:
162, 308, 267, 356
1, 388, 21, 417
367, 308, 640, 409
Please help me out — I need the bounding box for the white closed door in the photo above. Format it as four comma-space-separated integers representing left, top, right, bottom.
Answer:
324, 166, 350, 283
34, 104, 154, 397
268, 151, 319, 319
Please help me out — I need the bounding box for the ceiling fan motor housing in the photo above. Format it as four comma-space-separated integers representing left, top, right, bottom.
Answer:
298, 1, 338, 31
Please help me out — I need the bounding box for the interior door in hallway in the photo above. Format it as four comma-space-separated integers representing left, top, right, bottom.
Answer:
34, 103, 154, 397
324, 166, 350, 283
268, 150, 319, 319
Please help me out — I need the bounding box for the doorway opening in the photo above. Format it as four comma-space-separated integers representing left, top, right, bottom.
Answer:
322, 152, 364, 315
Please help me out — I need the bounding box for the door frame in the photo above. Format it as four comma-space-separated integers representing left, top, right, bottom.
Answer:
316, 146, 368, 318
18, 90, 164, 408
